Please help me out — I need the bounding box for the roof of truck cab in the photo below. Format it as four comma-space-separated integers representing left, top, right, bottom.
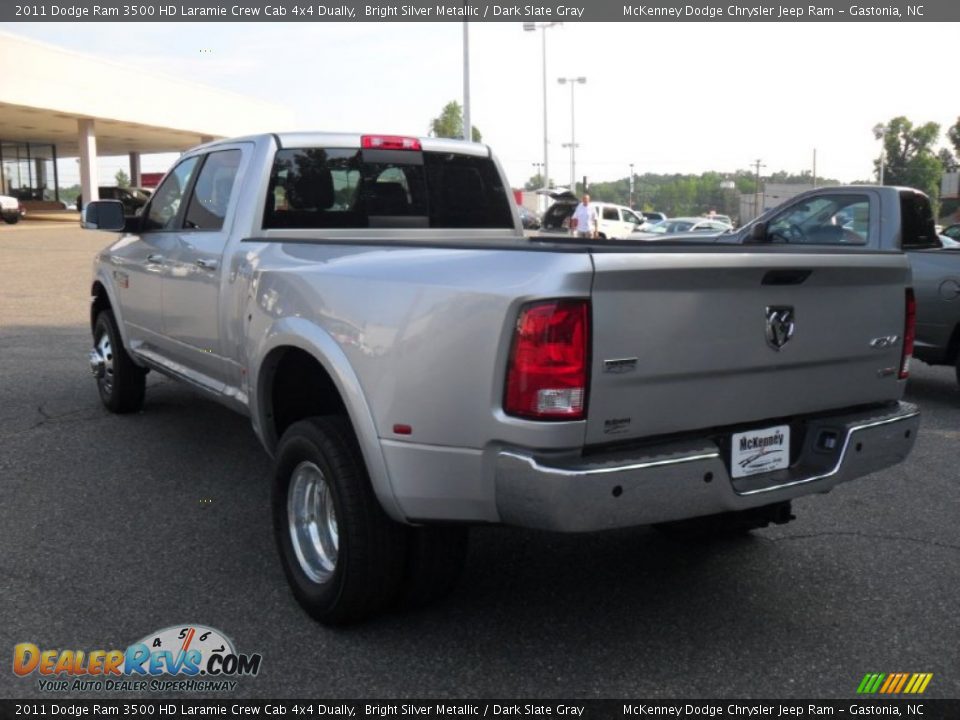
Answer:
190, 132, 491, 157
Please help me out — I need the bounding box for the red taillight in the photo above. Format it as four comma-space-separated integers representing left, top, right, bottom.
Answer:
361, 135, 422, 151
504, 299, 590, 420
899, 288, 916, 380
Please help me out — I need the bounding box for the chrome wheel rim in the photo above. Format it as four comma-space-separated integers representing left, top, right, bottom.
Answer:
95, 332, 115, 394
288, 461, 339, 584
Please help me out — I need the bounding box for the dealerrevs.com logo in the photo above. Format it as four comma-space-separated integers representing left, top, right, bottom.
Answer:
13, 625, 262, 693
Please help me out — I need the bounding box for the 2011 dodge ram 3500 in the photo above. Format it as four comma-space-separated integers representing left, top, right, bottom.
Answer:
82, 133, 924, 623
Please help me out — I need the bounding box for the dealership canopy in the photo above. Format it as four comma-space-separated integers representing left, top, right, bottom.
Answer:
0, 31, 293, 202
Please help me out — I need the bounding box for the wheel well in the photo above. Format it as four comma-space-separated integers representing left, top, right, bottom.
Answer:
91, 281, 111, 331
945, 323, 960, 365
263, 347, 348, 444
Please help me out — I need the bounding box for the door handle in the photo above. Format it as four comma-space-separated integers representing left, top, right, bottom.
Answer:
146, 254, 164, 264
195, 259, 219, 270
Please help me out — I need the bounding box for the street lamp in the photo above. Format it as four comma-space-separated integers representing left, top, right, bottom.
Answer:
462, 22, 471, 141
558, 76, 586, 193
629, 162, 635, 209
523, 22, 562, 194
873, 123, 888, 185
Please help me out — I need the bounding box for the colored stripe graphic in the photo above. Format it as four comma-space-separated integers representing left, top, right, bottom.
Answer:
857, 672, 932, 694
893, 673, 909, 694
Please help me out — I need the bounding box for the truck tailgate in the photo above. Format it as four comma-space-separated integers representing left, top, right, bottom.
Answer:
586, 250, 910, 446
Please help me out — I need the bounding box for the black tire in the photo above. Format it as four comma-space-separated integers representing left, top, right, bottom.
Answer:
272, 416, 407, 624
2, 213, 20, 224
955, 354, 960, 387
92, 309, 146, 414
654, 501, 795, 541
400, 525, 469, 609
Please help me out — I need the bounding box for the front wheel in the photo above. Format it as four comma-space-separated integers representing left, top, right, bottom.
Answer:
91, 309, 145, 413
272, 417, 407, 624
2, 213, 20, 225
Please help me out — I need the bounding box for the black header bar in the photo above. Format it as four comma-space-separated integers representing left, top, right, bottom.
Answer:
2, 699, 960, 719
3, 0, 959, 22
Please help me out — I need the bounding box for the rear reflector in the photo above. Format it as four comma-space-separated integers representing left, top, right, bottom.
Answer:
504, 299, 590, 420
899, 288, 916, 379
361, 135, 422, 151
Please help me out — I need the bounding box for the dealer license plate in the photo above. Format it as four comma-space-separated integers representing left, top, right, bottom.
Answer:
730, 424, 790, 479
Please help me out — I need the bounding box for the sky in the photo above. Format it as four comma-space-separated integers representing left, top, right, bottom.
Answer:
5, 21, 958, 189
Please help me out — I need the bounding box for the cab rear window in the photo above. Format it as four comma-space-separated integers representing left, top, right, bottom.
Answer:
899, 189, 939, 250
263, 147, 513, 230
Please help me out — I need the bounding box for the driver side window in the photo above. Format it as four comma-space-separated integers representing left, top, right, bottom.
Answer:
144, 156, 200, 231
767, 193, 870, 245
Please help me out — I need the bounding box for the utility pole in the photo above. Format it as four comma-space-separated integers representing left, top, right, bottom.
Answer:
629, 163, 635, 208
462, 22, 471, 141
812, 148, 817, 188
524, 22, 562, 191
752, 158, 766, 219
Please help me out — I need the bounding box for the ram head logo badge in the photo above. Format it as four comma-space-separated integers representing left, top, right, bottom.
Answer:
765, 306, 795, 350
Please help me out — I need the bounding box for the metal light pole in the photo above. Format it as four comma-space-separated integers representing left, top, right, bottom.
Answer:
462, 22, 471, 141
558, 76, 586, 192
524, 22, 561, 192
873, 123, 888, 185
629, 162, 635, 208
752, 158, 766, 220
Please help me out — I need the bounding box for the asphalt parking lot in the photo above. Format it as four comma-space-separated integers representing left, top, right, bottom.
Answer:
1, 225, 958, 700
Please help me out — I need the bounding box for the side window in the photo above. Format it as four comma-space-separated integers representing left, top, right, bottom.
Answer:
767, 194, 870, 245
144, 157, 200, 231
622, 209, 641, 225
184, 150, 242, 231
602, 206, 619, 221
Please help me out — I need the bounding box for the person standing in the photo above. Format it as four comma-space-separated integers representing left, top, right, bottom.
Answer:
570, 193, 596, 239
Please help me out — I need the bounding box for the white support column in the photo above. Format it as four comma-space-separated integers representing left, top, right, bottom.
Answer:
77, 119, 99, 204
129, 152, 142, 187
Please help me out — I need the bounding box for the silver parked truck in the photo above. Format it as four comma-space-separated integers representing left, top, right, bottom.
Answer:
82, 133, 924, 623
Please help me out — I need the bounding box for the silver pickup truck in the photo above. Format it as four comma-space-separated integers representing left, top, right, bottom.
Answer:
82, 133, 923, 623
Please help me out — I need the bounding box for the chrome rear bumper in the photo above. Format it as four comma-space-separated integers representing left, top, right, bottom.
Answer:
495, 401, 920, 532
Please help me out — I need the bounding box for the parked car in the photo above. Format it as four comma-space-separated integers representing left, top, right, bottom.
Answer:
539, 190, 644, 239
941, 223, 960, 241
906, 229, 960, 385
80, 137, 921, 624
636, 216, 733, 237
517, 205, 541, 230
0, 194, 25, 224
642, 211, 667, 224
77, 186, 150, 215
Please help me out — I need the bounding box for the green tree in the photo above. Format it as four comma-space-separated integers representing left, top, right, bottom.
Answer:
429, 101, 482, 142
115, 169, 130, 188
948, 117, 960, 159
873, 117, 942, 205
938, 148, 957, 173
524, 173, 554, 191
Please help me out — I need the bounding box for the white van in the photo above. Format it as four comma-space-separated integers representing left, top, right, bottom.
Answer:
538, 190, 645, 240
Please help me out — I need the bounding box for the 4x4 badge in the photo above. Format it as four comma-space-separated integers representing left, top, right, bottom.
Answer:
766, 306, 795, 350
